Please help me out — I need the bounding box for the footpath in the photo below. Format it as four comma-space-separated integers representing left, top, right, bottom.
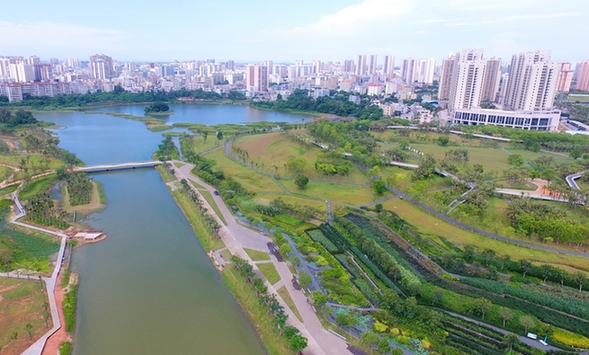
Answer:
173, 161, 353, 355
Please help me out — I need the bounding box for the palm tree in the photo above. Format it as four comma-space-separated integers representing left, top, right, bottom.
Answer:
504, 333, 520, 354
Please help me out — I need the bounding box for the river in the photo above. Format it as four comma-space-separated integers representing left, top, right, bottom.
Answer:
35, 105, 309, 354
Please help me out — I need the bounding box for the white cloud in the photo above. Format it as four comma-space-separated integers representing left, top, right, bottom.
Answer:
413, 19, 447, 24
500, 13, 581, 21
0, 21, 128, 51
261, 0, 410, 39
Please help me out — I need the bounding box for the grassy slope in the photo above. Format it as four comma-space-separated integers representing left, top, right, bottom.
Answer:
206, 149, 283, 193
234, 132, 369, 184
280, 179, 380, 206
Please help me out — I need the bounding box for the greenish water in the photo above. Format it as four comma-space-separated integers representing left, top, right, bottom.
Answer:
33, 106, 308, 354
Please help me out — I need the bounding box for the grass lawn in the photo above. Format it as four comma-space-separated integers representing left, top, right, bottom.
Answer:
495, 179, 538, 190
0, 184, 19, 197
0, 278, 51, 355
206, 149, 283, 193
412, 144, 512, 175
505, 147, 571, 163
381, 198, 589, 271
0, 166, 14, 182
277, 285, 303, 322
220, 248, 232, 261
234, 132, 369, 184
155, 165, 175, 183
567, 94, 589, 102
257, 262, 281, 285
19, 174, 58, 201
253, 193, 328, 213
221, 265, 292, 355
199, 189, 228, 226
244, 247, 271, 261
280, 179, 379, 206
183, 135, 221, 155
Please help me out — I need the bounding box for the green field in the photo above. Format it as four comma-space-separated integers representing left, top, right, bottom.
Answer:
567, 94, 589, 102
382, 198, 589, 271
257, 262, 281, 285
206, 149, 283, 193
182, 135, 221, 155
253, 193, 328, 213
244, 247, 271, 261
279, 179, 379, 206
234, 132, 369, 184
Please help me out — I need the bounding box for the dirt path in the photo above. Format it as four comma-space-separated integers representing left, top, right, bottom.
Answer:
41, 272, 69, 355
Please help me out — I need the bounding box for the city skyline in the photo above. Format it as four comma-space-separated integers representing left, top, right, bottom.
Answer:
1, 0, 588, 62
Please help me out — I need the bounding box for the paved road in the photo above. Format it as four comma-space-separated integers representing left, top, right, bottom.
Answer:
386, 185, 589, 258
173, 161, 353, 355
566, 171, 585, 190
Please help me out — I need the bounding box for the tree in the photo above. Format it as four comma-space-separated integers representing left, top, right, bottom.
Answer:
504, 332, 520, 354
361, 331, 379, 354
375, 203, 383, 213
216, 131, 223, 140
519, 315, 536, 333
507, 154, 525, 166
373, 180, 387, 195
279, 243, 292, 257
294, 175, 309, 190
288, 334, 308, 353
391, 348, 403, 355
500, 307, 514, 327
473, 298, 492, 319
573, 271, 587, 293
298, 272, 312, 289
335, 312, 357, 335
377, 339, 391, 355
570, 148, 582, 160
311, 290, 328, 307
438, 135, 449, 146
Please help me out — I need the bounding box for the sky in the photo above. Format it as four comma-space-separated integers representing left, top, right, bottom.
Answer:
1, 0, 588, 63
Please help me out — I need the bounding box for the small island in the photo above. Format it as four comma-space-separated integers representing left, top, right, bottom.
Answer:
144, 102, 173, 115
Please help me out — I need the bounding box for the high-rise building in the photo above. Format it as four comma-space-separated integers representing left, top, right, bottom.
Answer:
264, 60, 273, 76
312, 60, 321, 74
382, 55, 395, 79
416, 58, 435, 85
343, 60, 355, 73
367, 55, 377, 75
356, 55, 367, 76
27, 56, 40, 65
65, 57, 80, 69
401, 57, 416, 84
480, 58, 502, 102
556, 62, 574, 92
89, 54, 114, 80
8, 62, 35, 83
438, 54, 456, 100
575, 61, 589, 91
226, 60, 235, 71
447, 49, 485, 110
503, 50, 559, 111
245, 64, 268, 92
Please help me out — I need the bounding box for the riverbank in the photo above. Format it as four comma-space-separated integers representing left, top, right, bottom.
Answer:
154, 165, 295, 354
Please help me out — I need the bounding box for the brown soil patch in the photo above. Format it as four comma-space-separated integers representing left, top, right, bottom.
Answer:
0, 278, 51, 355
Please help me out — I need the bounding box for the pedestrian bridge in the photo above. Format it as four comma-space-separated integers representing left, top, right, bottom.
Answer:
74, 161, 162, 173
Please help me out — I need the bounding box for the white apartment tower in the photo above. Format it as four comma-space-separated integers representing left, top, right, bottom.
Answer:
447, 49, 485, 110
89, 54, 114, 80
383, 55, 395, 79
401, 57, 416, 84
417, 58, 435, 85
503, 50, 559, 111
